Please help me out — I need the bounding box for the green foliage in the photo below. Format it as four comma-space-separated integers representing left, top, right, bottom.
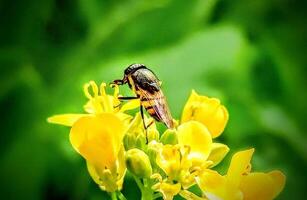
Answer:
0, 0, 306, 199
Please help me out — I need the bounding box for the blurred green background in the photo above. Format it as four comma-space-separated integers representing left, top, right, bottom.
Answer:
1, 0, 306, 199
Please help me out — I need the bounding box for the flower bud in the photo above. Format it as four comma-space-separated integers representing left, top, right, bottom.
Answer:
135, 134, 147, 150
147, 128, 160, 142
123, 133, 136, 150
160, 129, 178, 145
147, 143, 159, 169
125, 148, 152, 178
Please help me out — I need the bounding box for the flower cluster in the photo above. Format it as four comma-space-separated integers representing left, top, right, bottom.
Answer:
48, 81, 285, 200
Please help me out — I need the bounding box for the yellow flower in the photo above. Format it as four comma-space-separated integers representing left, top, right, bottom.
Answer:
47, 81, 138, 126
157, 182, 181, 200
155, 144, 185, 180
70, 113, 126, 192
177, 121, 212, 164
181, 90, 228, 138
153, 121, 227, 197
197, 149, 286, 200
151, 173, 182, 200
48, 82, 286, 200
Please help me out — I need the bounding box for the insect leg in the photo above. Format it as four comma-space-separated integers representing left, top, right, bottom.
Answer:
145, 119, 154, 129
113, 104, 120, 108
118, 96, 139, 100
114, 96, 139, 109
140, 104, 149, 144
111, 79, 124, 85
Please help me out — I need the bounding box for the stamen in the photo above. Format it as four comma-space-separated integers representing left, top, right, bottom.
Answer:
83, 83, 93, 99
151, 173, 163, 182
112, 84, 119, 98
89, 81, 99, 97
100, 82, 107, 96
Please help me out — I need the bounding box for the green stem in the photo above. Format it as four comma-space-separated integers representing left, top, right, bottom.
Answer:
110, 192, 117, 200
133, 176, 153, 200
153, 193, 162, 199
117, 191, 127, 200
133, 175, 145, 191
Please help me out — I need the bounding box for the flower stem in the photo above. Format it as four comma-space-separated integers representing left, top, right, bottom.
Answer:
133, 176, 153, 200
153, 193, 162, 199
110, 192, 117, 200
117, 191, 127, 200
133, 175, 145, 191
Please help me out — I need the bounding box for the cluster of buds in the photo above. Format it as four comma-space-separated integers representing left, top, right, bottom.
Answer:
48, 81, 285, 200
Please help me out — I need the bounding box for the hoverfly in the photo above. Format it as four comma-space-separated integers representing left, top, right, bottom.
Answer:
112, 64, 174, 132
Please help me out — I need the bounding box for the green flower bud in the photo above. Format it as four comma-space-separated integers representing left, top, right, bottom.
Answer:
160, 129, 178, 145
125, 148, 152, 178
147, 144, 159, 169
123, 133, 136, 150
136, 134, 146, 150
147, 128, 160, 142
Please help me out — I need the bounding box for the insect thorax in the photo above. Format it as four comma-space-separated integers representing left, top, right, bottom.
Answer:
124, 64, 146, 75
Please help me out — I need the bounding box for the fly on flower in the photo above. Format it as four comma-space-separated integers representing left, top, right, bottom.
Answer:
111, 64, 174, 131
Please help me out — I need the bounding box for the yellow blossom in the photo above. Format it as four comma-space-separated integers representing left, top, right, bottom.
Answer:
197, 149, 286, 200
177, 121, 212, 164
47, 81, 138, 126
181, 90, 228, 138
48, 82, 286, 200
155, 144, 185, 180
70, 113, 126, 192
151, 173, 182, 200
152, 120, 226, 198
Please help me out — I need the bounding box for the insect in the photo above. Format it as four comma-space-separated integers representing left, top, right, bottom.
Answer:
112, 63, 174, 132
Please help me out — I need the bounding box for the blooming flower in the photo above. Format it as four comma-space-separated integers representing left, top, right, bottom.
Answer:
48, 81, 286, 200
151, 121, 226, 199
47, 81, 138, 126
71, 113, 126, 192
177, 121, 212, 165
181, 90, 228, 138
47, 81, 138, 192
196, 149, 286, 200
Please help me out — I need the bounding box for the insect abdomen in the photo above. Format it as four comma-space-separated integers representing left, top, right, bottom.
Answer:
141, 98, 161, 121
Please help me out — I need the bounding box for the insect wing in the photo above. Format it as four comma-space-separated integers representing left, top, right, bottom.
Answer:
140, 89, 174, 129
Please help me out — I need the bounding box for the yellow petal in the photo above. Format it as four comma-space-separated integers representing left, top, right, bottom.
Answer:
227, 149, 254, 188
177, 121, 212, 162
268, 170, 286, 198
197, 169, 242, 200
115, 112, 133, 128
156, 145, 181, 179
207, 143, 230, 167
115, 146, 127, 191
47, 114, 91, 126
159, 182, 181, 200
87, 161, 103, 185
69, 113, 125, 170
181, 90, 229, 138
197, 169, 226, 194
119, 99, 140, 112
126, 112, 145, 137
239, 171, 286, 200
179, 190, 206, 200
